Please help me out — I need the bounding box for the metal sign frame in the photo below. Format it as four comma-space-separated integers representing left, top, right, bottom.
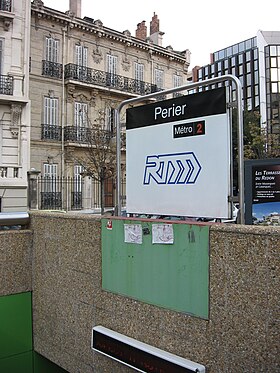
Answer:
115, 75, 244, 223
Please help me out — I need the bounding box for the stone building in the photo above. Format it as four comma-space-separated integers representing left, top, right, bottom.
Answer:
30, 0, 190, 211
0, 0, 31, 212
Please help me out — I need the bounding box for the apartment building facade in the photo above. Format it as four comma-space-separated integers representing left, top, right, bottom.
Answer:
195, 30, 280, 136
0, 0, 30, 212
30, 0, 190, 211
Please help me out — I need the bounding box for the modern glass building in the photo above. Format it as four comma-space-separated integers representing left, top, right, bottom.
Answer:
196, 30, 280, 135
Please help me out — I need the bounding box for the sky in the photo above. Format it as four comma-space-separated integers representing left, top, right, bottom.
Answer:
42, 0, 280, 69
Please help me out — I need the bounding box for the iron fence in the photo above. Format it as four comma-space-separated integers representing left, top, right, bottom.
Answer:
28, 176, 126, 211
36, 176, 83, 210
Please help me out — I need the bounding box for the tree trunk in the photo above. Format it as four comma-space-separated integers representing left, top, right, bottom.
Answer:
100, 178, 105, 215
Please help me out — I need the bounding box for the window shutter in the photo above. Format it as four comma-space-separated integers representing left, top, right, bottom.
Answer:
107, 54, 117, 74
154, 68, 164, 89
44, 97, 58, 125
75, 102, 88, 127
76, 45, 88, 67
135, 62, 144, 81
46, 37, 59, 62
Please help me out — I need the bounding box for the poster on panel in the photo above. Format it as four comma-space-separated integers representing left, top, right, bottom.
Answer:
245, 159, 280, 225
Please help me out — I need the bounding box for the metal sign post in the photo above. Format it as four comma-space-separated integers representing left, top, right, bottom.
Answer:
115, 75, 244, 223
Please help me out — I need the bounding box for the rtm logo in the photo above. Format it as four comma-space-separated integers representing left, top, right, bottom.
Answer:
143, 152, 202, 185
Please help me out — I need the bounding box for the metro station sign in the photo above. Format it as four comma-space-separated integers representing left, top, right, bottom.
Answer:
126, 87, 231, 219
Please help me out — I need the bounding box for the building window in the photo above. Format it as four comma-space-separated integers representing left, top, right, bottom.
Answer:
44, 163, 57, 178
75, 102, 88, 126
107, 54, 117, 74
270, 45, 277, 56
75, 44, 88, 67
134, 62, 144, 93
45, 37, 58, 63
74, 102, 88, 141
232, 44, 238, 54
173, 74, 182, 88
73, 165, 83, 209
154, 68, 164, 89
105, 106, 116, 133
173, 74, 183, 97
41, 163, 61, 209
135, 62, 144, 81
106, 54, 117, 87
43, 97, 58, 125
271, 82, 278, 93
42, 97, 60, 140
43, 37, 62, 78
75, 44, 88, 80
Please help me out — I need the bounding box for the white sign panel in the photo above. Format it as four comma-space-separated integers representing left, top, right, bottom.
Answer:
126, 88, 231, 219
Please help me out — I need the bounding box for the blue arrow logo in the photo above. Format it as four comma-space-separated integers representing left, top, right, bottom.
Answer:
143, 152, 202, 185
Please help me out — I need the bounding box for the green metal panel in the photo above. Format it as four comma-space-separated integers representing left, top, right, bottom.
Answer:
0, 292, 33, 359
0, 292, 69, 373
0, 351, 33, 373
34, 352, 68, 373
102, 219, 209, 319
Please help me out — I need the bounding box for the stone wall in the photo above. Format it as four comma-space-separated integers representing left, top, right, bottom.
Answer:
0, 230, 32, 296
29, 212, 279, 373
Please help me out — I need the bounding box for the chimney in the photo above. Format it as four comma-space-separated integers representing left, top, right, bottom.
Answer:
135, 21, 147, 41
150, 12, 159, 35
149, 13, 164, 46
69, 0, 81, 18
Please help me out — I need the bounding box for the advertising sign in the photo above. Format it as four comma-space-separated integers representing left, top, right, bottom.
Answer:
126, 87, 231, 218
245, 159, 280, 225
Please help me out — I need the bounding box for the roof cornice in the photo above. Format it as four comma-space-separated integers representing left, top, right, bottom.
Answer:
31, 4, 188, 64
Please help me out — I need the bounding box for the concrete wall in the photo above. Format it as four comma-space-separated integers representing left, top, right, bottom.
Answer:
0, 230, 32, 296
29, 212, 279, 373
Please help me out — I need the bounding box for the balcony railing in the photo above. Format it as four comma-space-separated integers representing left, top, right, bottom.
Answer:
41, 124, 62, 141
64, 126, 92, 143
41, 124, 114, 144
0, 0, 11, 12
64, 125, 113, 144
42, 60, 63, 79
64, 63, 159, 95
0, 74, 13, 95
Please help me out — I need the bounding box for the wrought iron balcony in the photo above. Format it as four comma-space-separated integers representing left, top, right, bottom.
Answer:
42, 60, 63, 79
64, 126, 92, 143
41, 124, 62, 141
64, 63, 159, 95
64, 125, 113, 144
0, 74, 13, 95
0, 0, 11, 12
